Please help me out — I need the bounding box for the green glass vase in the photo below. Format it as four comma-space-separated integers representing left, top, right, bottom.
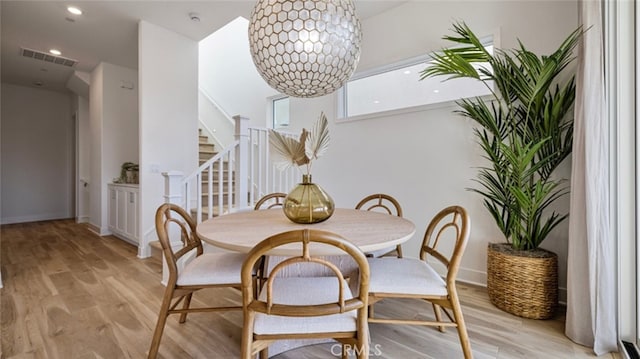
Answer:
283, 174, 335, 224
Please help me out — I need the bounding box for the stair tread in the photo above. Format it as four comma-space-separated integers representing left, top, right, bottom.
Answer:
190, 205, 231, 217
201, 182, 235, 186
199, 162, 226, 166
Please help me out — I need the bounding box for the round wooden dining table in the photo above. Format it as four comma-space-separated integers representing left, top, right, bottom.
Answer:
196, 208, 416, 255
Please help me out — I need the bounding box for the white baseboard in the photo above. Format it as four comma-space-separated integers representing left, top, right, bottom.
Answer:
110, 232, 139, 247
138, 226, 157, 258
76, 215, 90, 223
457, 267, 487, 287
1, 212, 71, 225
87, 223, 110, 236
558, 287, 567, 306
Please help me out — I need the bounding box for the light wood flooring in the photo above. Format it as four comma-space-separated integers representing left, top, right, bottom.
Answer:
1, 219, 620, 359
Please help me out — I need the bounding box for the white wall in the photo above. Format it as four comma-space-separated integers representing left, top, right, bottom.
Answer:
139, 20, 198, 257
287, 0, 578, 301
75, 95, 90, 222
199, 16, 278, 130
89, 65, 105, 232
1, 83, 74, 224
89, 62, 139, 234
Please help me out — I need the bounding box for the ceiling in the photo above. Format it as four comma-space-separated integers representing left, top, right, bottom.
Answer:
1, 1, 404, 93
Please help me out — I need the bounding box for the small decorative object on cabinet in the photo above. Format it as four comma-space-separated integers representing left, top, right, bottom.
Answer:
108, 183, 139, 245
270, 112, 334, 224
421, 22, 582, 319
117, 162, 139, 184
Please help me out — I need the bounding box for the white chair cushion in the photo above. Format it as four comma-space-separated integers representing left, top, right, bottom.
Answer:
253, 277, 358, 335
368, 257, 448, 296
265, 255, 357, 278
177, 252, 244, 286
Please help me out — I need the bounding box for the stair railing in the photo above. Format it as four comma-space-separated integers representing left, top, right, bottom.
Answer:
184, 141, 238, 221
247, 126, 298, 203
163, 115, 298, 224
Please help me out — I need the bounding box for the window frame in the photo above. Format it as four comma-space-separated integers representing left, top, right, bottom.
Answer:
336, 34, 496, 123
268, 94, 290, 129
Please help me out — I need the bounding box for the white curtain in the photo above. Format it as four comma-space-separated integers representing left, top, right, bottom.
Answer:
565, 0, 617, 355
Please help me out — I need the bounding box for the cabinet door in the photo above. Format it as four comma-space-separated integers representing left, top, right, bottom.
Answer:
108, 188, 117, 229
116, 189, 127, 233
125, 190, 138, 241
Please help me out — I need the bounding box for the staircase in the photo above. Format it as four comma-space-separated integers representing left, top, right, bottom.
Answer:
199, 129, 216, 165
195, 129, 234, 219
164, 116, 299, 228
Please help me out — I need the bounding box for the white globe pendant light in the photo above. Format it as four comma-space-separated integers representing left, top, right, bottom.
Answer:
248, 0, 362, 98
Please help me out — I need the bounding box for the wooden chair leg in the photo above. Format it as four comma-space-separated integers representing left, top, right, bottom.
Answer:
450, 297, 472, 359
253, 256, 267, 298
355, 311, 369, 359
432, 303, 445, 332
259, 348, 269, 359
241, 311, 255, 359
179, 293, 194, 323
148, 296, 172, 359
356, 340, 368, 359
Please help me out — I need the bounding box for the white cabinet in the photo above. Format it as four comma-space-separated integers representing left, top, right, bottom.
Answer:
108, 183, 139, 244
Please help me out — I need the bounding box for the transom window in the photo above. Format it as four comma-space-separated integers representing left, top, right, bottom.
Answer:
338, 40, 494, 121
272, 96, 290, 129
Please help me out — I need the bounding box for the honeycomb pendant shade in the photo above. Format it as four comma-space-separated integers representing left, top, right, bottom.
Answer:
249, 0, 362, 98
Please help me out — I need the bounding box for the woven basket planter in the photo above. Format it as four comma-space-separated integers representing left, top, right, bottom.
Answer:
487, 243, 558, 319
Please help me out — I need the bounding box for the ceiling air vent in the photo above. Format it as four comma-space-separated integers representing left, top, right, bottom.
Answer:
20, 47, 78, 67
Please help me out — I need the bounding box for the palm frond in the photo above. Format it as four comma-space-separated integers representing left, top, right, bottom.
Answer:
295, 129, 310, 166
305, 112, 330, 161
420, 22, 493, 82
420, 22, 582, 249
269, 130, 306, 171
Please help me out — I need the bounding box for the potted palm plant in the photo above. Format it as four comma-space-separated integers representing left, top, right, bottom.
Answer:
421, 22, 582, 319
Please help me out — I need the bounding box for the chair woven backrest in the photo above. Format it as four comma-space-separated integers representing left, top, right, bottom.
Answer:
355, 193, 403, 217
254, 192, 287, 210
241, 229, 370, 317
155, 203, 204, 283
419, 205, 470, 286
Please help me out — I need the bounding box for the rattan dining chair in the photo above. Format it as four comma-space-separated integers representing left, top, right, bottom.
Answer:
367, 205, 472, 359
148, 203, 245, 359
254, 192, 287, 210
253, 192, 287, 289
355, 193, 404, 258
240, 229, 370, 359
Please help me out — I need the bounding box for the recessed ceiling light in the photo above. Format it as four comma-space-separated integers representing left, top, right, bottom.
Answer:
433, 89, 440, 93
403, 70, 411, 75
67, 6, 82, 15
49, 49, 62, 56
373, 100, 380, 104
